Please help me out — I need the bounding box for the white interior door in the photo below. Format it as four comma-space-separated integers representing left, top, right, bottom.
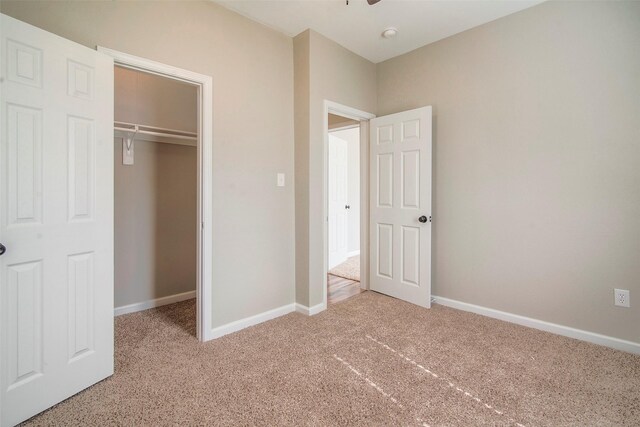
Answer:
0, 14, 114, 426
328, 134, 348, 270
369, 106, 432, 307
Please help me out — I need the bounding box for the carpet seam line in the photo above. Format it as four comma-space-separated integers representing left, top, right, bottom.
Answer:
332, 354, 431, 427
365, 335, 527, 427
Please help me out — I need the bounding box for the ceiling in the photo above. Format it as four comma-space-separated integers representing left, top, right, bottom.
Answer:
214, 0, 544, 63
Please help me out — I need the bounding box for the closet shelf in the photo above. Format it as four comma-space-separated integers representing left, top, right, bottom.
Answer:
114, 121, 197, 147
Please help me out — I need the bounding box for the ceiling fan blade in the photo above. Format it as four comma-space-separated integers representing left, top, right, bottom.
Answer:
367, 0, 382, 5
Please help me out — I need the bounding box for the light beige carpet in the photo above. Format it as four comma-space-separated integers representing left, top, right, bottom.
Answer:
329, 255, 360, 281
22, 293, 640, 426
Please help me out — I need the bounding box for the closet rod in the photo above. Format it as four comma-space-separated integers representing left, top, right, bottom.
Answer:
114, 121, 197, 147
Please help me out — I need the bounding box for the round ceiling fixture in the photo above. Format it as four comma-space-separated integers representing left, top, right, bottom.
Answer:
382, 27, 398, 39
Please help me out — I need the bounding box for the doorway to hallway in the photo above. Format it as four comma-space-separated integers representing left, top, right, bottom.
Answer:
327, 114, 363, 304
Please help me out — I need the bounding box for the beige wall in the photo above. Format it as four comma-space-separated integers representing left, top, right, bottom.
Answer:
293, 30, 311, 306
1, 0, 296, 328
4, 0, 637, 344
377, 1, 640, 343
114, 139, 197, 308
114, 67, 197, 308
115, 66, 198, 133
328, 113, 358, 130
294, 30, 376, 307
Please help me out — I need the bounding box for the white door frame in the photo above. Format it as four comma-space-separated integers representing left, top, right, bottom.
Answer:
323, 100, 375, 308
97, 47, 213, 342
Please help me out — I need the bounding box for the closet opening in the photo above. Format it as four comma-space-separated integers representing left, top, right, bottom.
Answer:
99, 46, 213, 342
113, 65, 199, 337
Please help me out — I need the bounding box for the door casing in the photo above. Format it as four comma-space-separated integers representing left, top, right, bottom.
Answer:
322, 100, 375, 309
97, 47, 214, 342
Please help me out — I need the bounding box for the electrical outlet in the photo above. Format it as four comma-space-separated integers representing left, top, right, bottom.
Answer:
614, 289, 630, 308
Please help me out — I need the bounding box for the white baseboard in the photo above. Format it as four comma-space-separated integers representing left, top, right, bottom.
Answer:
295, 302, 327, 316
208, 303, 296, 340
347, 250, 360, 258
114, 290, 196, 316
433, 296, 640, 355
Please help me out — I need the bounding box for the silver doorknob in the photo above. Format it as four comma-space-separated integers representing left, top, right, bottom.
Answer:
418, 216, 428, 223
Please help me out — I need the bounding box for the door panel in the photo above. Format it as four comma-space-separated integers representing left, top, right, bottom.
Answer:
68, 116, 95, 221
401, 226, 420, 286
1, 14, 114, 426
5, 260, 43, 390
6, 39, 43, 88
67, 252, 95, 362
369, 106, 432, 307
377, 223, 393, 278
401, 150, 420, 209
7, 104, 43, 226
376, 153, 393, 207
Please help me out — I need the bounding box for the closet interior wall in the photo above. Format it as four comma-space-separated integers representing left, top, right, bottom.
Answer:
114, 66, 198, 309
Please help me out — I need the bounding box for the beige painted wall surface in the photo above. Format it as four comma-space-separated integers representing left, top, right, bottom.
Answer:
377, 1, 640, 342
114, 139, 197, 308
328, 113, 358, 130
294, 30, 376, 307
114, 67, 197, 308
293, 30, 311, 306
1, 1, 295, 328
115, 66, 198, 133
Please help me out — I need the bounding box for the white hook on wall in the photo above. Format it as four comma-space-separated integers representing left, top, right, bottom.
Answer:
122, 125, 138, 166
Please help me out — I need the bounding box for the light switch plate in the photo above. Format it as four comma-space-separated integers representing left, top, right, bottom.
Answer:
277, 173, 285, 187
